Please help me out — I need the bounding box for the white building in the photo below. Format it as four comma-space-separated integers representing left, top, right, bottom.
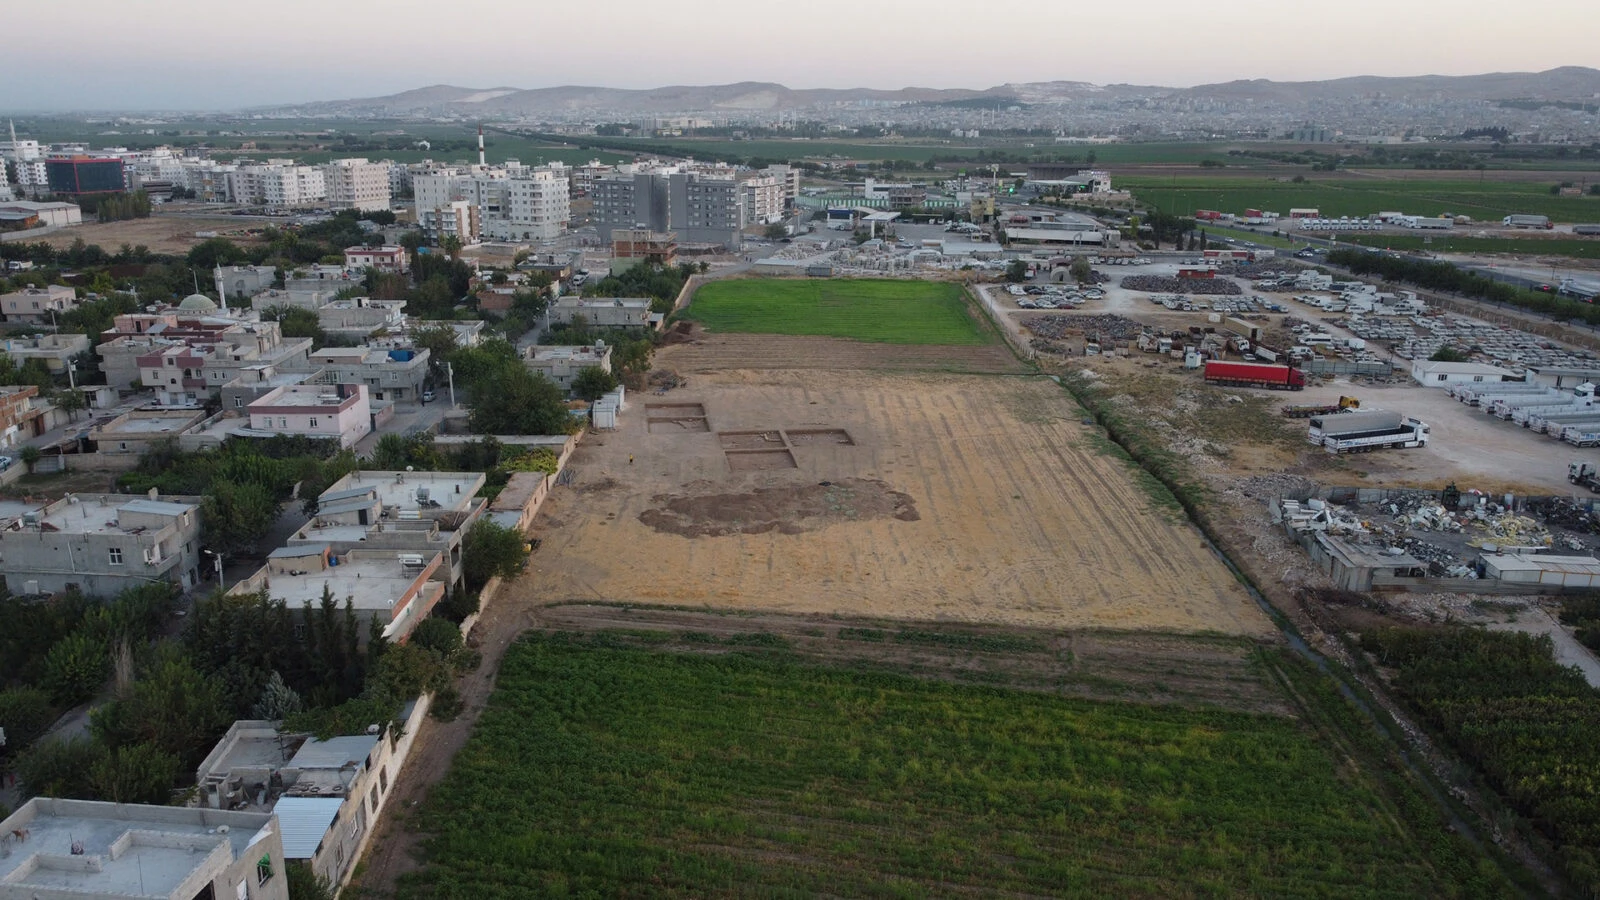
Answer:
0, 798, 289, 900
741, 173, 786, 225
415, 163, 570, 243
247, 382, 372, 448
763, 163, 802, 203
232, 545, 445, 643
231, 161, 327, 208
0, 284, 78, 322
524, 343, 613, 392
323, 157, 391, 212
1409, 360, 1515, 386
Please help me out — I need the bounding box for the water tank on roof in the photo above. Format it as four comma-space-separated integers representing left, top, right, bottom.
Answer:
388, 349, 414, 362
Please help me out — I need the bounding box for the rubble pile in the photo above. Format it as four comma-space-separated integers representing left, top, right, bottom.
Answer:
1120, 275, 1243, 296
1023, 314, 1145, 341
1526, 496, 1600, 535
1383, 536, 1470, 577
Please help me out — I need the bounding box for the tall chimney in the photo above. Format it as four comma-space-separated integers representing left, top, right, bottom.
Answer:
478, 126, 485, 167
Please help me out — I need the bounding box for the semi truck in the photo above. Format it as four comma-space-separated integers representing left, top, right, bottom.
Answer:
1570, 462, 1600, 491
1453, 382, 1540, 406
1487, 392, 1564, 419
1282, 396, 1360, 419
1309, 411, 1430, 453
1203, 360, 1305, 390
1503, 214, 1553, 230
1511, 401, 1594, 427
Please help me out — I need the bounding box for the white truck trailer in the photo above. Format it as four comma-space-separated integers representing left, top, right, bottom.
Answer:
1316, 416, 1431, 453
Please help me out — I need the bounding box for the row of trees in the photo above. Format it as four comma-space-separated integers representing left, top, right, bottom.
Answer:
1326, 248, 1600, 327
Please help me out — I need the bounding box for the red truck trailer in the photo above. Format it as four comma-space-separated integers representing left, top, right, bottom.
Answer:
1203, 360, 1306, 391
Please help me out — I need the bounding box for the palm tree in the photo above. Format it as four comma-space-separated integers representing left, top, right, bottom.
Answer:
440, 235, 463, 261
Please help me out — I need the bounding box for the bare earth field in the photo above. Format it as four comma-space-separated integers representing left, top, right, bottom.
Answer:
504, 368, 1270, 635
32, 214, 263, 255
659, 326, 1025, 375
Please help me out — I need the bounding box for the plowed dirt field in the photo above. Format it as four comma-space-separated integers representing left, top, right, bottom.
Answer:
504, 369, 1270, 635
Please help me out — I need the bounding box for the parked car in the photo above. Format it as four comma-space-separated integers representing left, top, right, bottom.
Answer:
0, 456, 12, 471
421, 390, 436, 403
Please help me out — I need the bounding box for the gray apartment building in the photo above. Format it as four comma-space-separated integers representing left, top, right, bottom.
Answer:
592, 169, 744, 247
0, 492, 204, 596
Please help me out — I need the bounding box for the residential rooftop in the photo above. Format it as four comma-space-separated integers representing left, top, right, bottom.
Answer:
5, 494, 197, 536
320, 470, 484, 515
0, 797, 277, 899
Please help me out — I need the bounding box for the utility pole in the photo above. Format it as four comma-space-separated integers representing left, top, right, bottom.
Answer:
446, 361, 456, 408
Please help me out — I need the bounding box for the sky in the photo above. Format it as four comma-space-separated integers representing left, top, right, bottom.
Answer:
7, 0, 1598, 111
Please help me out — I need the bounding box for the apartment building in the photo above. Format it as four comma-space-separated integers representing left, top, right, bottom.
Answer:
302, 345, 429, 403
764, 163, 802, 203
0, 331, 90, 374
116, 320, 313, 398
0, 136, 46, 194
323, 157, 392, 212
0, 284, 78, 323
549, 296, 655, 329
247, 382, 372, 448
231, 545, 445, 643
612, 228, 678, 267
291, 470, 487, 590
0, 385, 46, 448
230, 161, 327, 208
592, 165, 745, 246
524, 343, 612, 392
414, 163, 570, 243
88, 407, 209, 454
741, 172, 785, 225
0, 798, 289, 900
344, 245, 408, 274
0, 492, 204, 595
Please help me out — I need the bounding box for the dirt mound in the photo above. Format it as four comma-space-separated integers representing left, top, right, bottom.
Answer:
639, 477, 919, 537
660, 321, 699, 345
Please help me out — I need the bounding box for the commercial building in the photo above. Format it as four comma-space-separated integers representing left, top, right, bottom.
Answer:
0, 199, 82, 227
303, 345, 429, 403
0, 797, 289, 900
44, 156, 126, 196
291, 470, 487, 590
247, 383, 372, 448
0, 284, 78, 323
0, 492, 204, 595
344, 245, 408, 274
322, 157, 391, 212
592, 165, 745, 247
231, 545, 445, 643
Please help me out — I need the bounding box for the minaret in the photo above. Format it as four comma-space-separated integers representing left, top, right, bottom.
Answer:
214, 268, 228, 313
478, 126, 485, 167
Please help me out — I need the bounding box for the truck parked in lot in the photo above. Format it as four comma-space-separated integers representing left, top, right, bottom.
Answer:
1538, 414, 1600, 436
1563, 426, 1600, 448
1282, 396, 1360, 419
1203, 360, 1305, 390
1308, 410, 1430, 453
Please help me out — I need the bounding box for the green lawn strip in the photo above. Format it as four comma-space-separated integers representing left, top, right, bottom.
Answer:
685, 278, 990, 345
397, 635, 1501, 898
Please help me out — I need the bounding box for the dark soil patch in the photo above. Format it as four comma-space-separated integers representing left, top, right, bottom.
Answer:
638, 477, 919, 537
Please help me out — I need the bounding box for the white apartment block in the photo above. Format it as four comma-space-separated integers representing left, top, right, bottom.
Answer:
231, 161, 327, 208
415, 163, 569, 243
323, 157, 391, 212
764, 164, 801, 202
741, 173, 785, 225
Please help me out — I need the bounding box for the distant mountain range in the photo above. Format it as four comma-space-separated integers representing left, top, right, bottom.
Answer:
266, 67, 1600, 117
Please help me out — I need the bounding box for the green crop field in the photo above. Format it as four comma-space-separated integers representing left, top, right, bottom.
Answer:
1122, 175, 1600, 224
685, 278, 990, 344
1333, 233, 1600, 260
396, 634, 1508, 899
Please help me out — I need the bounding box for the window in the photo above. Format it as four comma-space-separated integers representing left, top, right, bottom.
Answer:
308, 417, 319, 429
369, 785, 380, 813
279, 417, 288, 429
379, 766, 389, 793
234, 396, 244, 408
108, 548, 124, 566
236, 880, 248, 900
256, 855, 273, 885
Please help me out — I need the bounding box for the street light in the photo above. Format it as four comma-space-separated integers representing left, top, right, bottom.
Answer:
204, 550, 225, 592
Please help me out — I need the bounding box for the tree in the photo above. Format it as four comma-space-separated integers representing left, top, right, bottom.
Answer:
1004, 260, 1030, 282
287, 862, 336, 900
261, 305, 326, 346
1069, 257, 1092, 285
571, 366, 620, 401
0, 687, 55, 760
764, 223, 789, 240
410, 617, 464, 659
56, 389, 85, 423
1429, 346, 1470, 363
467, 366, 574, 436
87, 742, 181, 805
250, 670, 305, 720
43, 631, 108, 706
462, 519, 526, 591
18, 444, 41, 474
200, 480, 281, 557
440, 235, 463, 260
91, 648, 231, 768
16, 737, 98, 799
410, 324, 460, 382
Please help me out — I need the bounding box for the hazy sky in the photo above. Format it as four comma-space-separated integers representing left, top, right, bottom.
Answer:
7, 0, 1597, 110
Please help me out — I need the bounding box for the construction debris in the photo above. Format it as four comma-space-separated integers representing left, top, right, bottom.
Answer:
1022, 314, 1145, 342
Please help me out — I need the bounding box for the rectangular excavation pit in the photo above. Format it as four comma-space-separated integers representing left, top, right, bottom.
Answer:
724, 449, 798, 471
648, 417, 711, 434
719, 430, 787, 451
784, 428, 855, 446
646, 402, 710, 434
